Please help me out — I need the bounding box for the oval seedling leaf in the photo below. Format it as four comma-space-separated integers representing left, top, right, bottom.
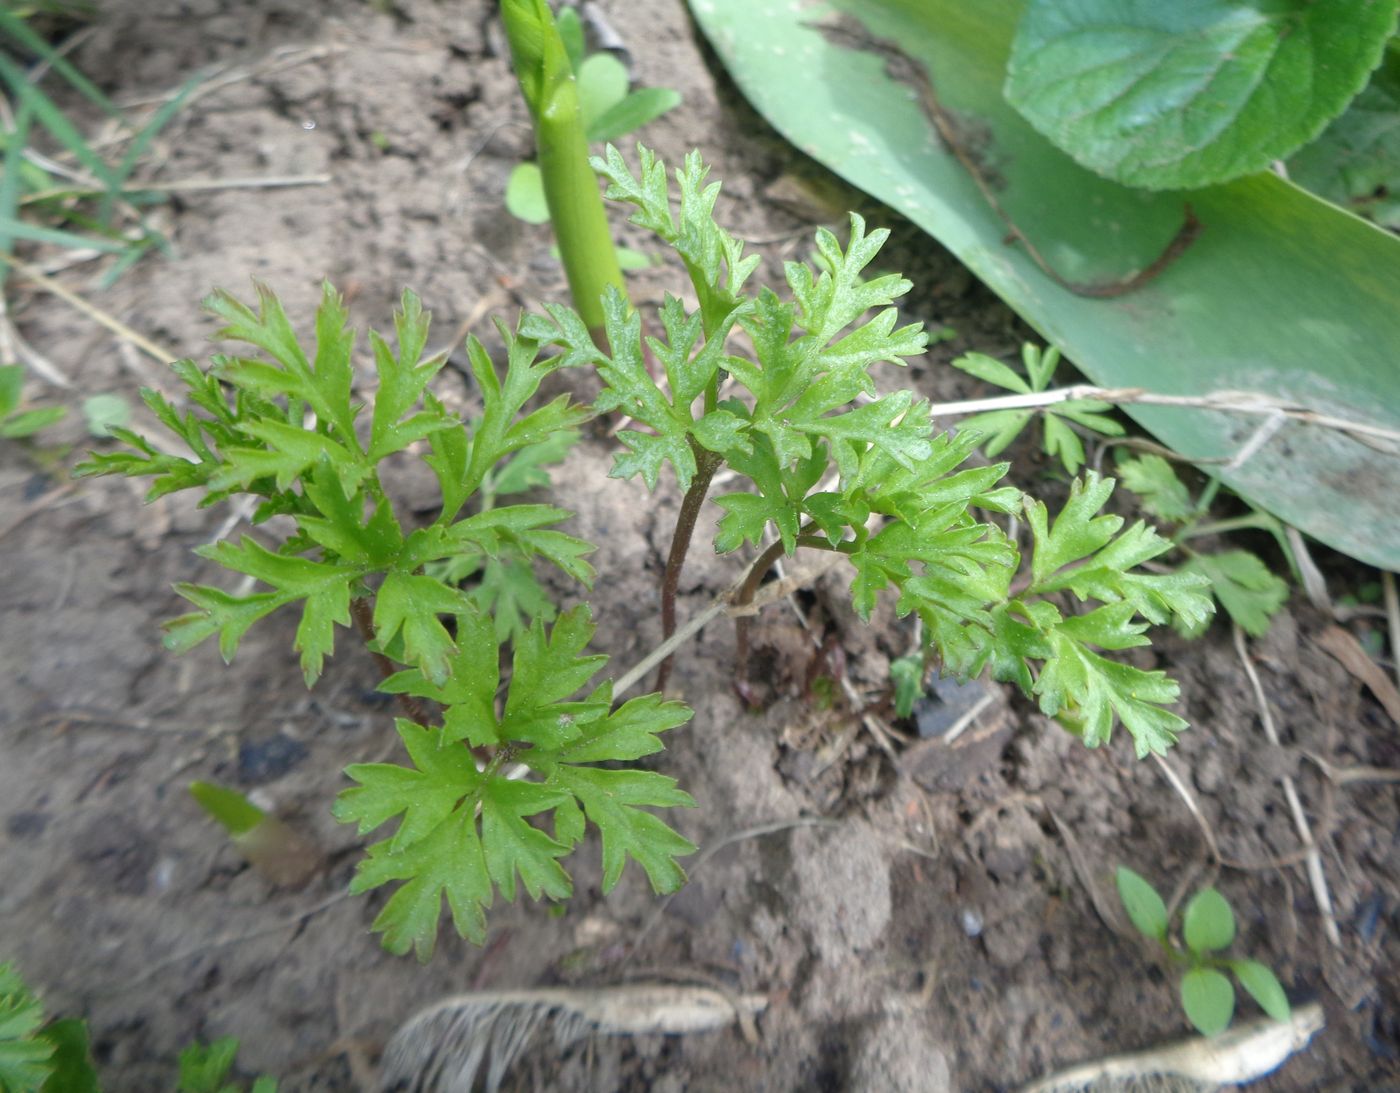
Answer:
1231, 958, 1291, 1022
1183, 887, 1236, 953
588, 87, 683, 144
505, 162, 551, 225
1181, 967, 1235, 1036
1006, 0, 1399, 190
576, 53, 629, 137
1115, 866, 1167, 940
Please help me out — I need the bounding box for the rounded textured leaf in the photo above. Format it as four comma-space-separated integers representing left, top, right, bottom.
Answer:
1183, 887, 1236, 953
1231, 958, 1291, 1022
1181, 967, 1235, 1035
1115, 866, 1168, 940
1006, 0, 1399, 190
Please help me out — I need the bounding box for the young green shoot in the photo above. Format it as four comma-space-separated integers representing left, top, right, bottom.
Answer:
1116, 867, 1291, 1037
501, 0, 625, 341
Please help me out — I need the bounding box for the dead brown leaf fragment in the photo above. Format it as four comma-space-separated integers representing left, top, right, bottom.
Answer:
1315, 624, 1400, 726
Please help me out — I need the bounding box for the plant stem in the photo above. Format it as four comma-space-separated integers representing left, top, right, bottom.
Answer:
350, 596, 429, 725
501, 0, 624, 344
732, 530, 835, 699
655, 442, 723, 690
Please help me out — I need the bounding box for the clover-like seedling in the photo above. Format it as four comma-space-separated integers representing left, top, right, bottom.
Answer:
1116, 866, 1291, 1036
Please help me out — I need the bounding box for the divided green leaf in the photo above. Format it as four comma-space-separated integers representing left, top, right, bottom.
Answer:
335, 606, 695, 960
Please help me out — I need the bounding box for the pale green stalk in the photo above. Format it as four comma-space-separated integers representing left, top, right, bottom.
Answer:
501, 0, 625, 343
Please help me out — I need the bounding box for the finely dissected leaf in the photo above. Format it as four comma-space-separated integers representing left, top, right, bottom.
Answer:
1117, 454, 1194, 522
595, 288, 706, 490
336, 602, 695, 956
1181, 968, 1235, 1037
504, 606, 608, 748
366, 294, 452, 461
177, 1037, 241, 1093
553, 687, 693, 764
1115, 867, 1167, 940
194, 537, 358, 685
1230, 959, 1291, 1023
1183, 887, 1236, 953
1037, 618, 1186, 757
373, 572, 471, 686
479, 779, 573, 902
455, 319, 592, 509
1024, 473, 1122, 588
1179, 550, 1288, 638
1006, 0, 1399, 190
336, 720, 484, 852
351, 812, 494, 960
0, 964, 52, 1093
34, 1018, 98, 1093
207, 282, 359, 443
549, 766, 696, 893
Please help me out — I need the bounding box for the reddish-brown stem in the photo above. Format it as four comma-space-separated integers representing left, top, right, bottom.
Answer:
733, 529, 838, 701
350, 596, 431, 725
655, 443, 724, 691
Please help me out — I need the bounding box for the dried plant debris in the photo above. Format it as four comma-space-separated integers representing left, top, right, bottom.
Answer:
379, 984, 767, 1092
1020, 1002, 1323, 1093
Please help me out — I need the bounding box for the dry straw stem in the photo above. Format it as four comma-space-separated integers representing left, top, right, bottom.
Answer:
1233, 624, 1342, 948
0, 253, 177, 364
1384, 570, 1400, 695
1020, 1002, 1323, 1092
930, 384, 1400, 453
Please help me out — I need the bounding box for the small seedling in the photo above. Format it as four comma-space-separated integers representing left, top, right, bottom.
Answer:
188, 782, 319, 888
177, 1038, 276, 1093
1116, 866, 1291, 1036
0, 365, 64, 439
1114, 453, 1290, 637
951, 343, 1124, 474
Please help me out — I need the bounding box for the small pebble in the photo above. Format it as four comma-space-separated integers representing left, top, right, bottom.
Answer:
960, 908, 984, 938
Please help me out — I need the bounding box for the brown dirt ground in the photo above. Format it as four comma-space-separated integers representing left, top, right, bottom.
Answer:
1, 1, 1398, 1090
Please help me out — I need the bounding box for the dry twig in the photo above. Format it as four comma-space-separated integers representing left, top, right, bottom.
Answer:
1233, 624, 1342, 947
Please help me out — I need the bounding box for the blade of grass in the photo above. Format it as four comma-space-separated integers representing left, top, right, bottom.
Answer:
0, 100, 33, 277
0, 211, 126, 252
107, 70, 204, 221
0, 8, 122, 119
0, 51, 117, 192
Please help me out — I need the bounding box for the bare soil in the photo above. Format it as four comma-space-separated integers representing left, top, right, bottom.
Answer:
2, 2, 1397, 1090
